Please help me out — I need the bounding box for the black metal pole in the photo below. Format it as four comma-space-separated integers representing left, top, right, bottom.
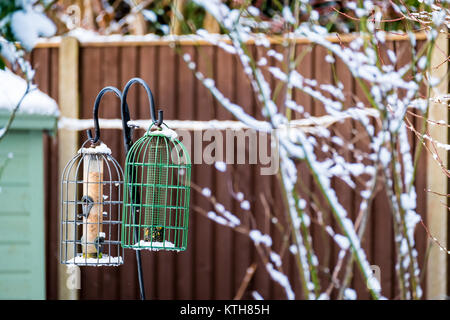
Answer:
121, 78, 163, 300
135, 250, 146, 300
125, 144, 146, 301
121, 101, 146, 301
120, 77, 163, 300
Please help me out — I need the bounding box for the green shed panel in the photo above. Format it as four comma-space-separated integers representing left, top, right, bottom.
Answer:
0, 112, 57, 299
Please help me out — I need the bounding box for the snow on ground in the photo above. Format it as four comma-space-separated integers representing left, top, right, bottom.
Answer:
0, 69, 59, 116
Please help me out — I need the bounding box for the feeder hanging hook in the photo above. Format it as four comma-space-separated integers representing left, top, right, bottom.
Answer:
87, 86, 123, 144
121, 77, 163, 128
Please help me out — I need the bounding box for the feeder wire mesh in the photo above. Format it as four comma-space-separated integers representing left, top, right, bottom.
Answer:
120, 78, 191, 252
60, 140, 124, 266
122, 126, 191, 251
60, 86, 124, 266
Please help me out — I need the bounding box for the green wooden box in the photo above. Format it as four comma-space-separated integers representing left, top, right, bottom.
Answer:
0, 112, 57, 299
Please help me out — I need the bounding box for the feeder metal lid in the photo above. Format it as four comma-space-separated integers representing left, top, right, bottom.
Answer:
146, 127, 178, 141
78, 142, 112, 155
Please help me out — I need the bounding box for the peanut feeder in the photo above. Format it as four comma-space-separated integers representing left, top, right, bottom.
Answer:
121, 127, 191, 251
120, 78, 191, 252
81, 152, 104, 258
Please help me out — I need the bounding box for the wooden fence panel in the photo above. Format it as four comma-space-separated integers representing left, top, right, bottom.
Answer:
293, 43, 314, 299
80, 46, 103, 300
175, 45, 195, 299
155, 45, 176, 300
232, 47, 255, 300
214, 47, 234, 300
32, 38, 433, 300
193, 45, 215, 300
137, 45, 158, 300
252, 45, 272, 300
32, 47, 60, 300
333, 50, 357, 299
99, 46, 121, 300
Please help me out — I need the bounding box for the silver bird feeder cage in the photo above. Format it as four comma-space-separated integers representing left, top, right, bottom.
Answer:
60, 87, 124, 266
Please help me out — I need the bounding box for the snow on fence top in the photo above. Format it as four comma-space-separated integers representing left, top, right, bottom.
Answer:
35, 28, 428, 47
0, 69, 59, 117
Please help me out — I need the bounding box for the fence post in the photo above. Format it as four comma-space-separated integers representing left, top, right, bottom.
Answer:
130, 0, 146, 35
170, 0, 185, 35
58, 36, 80, 300
426, 28, 448, 300
203, 11, 220, 33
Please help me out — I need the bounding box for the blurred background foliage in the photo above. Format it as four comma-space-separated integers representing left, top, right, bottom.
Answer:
37, 0, 428, 36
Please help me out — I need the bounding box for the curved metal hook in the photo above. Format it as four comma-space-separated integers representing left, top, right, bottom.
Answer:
121, 77, 163, 128
87, 86, 123, 144
120, 79, 152, 300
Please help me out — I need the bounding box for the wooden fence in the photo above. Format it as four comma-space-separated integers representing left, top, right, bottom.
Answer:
31, 34, 446, 300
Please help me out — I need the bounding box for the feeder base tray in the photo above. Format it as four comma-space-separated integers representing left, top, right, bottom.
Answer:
132, 240, 180, 251
67, 254, 123, 266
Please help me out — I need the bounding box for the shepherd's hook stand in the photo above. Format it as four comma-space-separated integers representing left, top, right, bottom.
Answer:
120, 78, 163, 300
60, 78, 191, 300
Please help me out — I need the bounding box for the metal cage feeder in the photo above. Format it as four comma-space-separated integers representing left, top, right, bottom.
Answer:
121, 79, 191, 252
60, 87, 124, 266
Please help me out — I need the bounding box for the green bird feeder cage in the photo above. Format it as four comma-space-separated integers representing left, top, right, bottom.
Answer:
121, 79, 191, 252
